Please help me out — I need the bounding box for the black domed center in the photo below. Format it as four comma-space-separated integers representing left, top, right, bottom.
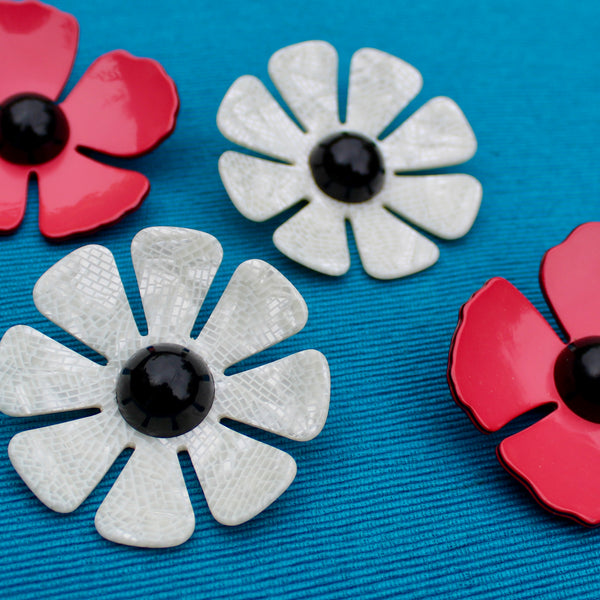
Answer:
117, 343, 214, 438
554, 337, 600, 423
309, 132, 384, 203
0, 93, 69, 165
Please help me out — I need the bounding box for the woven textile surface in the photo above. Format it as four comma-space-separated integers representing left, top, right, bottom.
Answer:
1, 0, 599, 598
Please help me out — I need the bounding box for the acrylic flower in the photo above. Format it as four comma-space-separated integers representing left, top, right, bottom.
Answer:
0, 0, 178, 238
0, 227, 330, 547
448, 222, 600, 525
217, 41, 481, 279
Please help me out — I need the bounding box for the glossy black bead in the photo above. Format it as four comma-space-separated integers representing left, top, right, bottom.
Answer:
0, 93, 69, 165
309, 132, 385, 203
554, 337, 600, 423
117, 343, 214, 438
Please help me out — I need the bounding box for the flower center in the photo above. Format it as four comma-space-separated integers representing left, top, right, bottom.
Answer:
554, 337, 600, 423
0, 93, 69, 165
309, 132, 385, 203
116, 343, 215, 438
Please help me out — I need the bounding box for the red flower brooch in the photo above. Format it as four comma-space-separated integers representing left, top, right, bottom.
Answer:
0, 0, 178, 238
449, 223, 600, 525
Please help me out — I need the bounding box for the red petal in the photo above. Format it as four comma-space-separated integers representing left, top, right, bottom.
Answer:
448, 277, 564, 432
36, 150, 148, 238
499, 407, 600, 525
0, 0, 78, 102
0, 160, 28, 232
541, 223, 600, 341
61, 50, 178, 157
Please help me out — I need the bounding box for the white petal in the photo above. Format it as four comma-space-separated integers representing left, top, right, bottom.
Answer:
8, 411, 129, 513
273, 201, 350, 276
215, 350, 330, 441
346, 48, 422, 138
95, 440, 194, 548
350, 205, 439, 279
131, 227, 223, 339
382, 174, 482, 240
217, 75, 306, 162
33, 245, 139, 361
381, 97, 477, 170
0, 325, 109, 416
196, 260, 307, 371
188, 422, 296, 525
219, 152, 308, 221
268, 40, 339, 133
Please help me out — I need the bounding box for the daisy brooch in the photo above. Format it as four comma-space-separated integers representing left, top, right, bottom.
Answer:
218, 41, 481, 280
0, 0, 178, 238
449, 222, 600, 525
0, 227, 330, 547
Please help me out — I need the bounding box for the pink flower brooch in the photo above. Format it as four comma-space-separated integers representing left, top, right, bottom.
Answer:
0, 0, 178, 238
449, 222, 600, 525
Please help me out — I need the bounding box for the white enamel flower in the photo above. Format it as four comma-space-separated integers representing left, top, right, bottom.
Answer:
218, 41, 482, 279
0, 227, 329, 548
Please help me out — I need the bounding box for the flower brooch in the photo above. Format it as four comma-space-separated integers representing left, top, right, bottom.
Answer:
218, 41, 481, 279
0, 0, 178, 238
449, 223, 600, 525
0, 227, 330, 547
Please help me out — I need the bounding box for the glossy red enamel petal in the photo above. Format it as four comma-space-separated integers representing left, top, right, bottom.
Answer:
0, 160, 28, 232
499, 406, 600, 525
61, 50, 178, 157
36, 151, 148, 238
0, 0, 78, 102
449, 277, 564, 432
541, 223, 600, 341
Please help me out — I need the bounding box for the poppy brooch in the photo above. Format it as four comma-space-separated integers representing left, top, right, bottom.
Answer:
0, 0, 178, 238
218, 41, 481, 279
449, 222, 600, 525
0, 227, 330, 547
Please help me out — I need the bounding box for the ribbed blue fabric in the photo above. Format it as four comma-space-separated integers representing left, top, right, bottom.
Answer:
1, 0, 599, 598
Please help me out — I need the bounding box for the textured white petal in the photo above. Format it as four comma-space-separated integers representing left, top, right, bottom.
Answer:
131, 227, 223, 339
219, 152, 308, 221
381, 97, 477, 170
273, 201, 350, 276
8, 411, 129, 513
0, 325, 109, 416
188, 421, 296, 525
350, 205, 439, 279
95, 440, 194, 548
217, 75, 306, 162
346, 48, 423, 138
215, 350, 330, 441
382, 174, 482, 240
33, 245, 139, 361
268, 40, 339, 133
196, 260, 307, 371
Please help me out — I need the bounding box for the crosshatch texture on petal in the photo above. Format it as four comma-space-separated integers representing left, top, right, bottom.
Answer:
499, 407, 600, 525
61, 50, 179, 157
346, 48, 423, 138
197, 259, 308, 371
95, 440, 195, 548
215, 350, 330, 441
268, 40, 339, 133
33, 244, 139, 360
0, 161, 29, 232
540, 222, 600, 341
188, 421, 297, 526
449, 278, 564, 432
0, 0, 78, 102
131, 227, 223, 339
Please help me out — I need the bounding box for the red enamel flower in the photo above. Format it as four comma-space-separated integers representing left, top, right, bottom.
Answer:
0, 0, 178, 238
449, 223, 600, 525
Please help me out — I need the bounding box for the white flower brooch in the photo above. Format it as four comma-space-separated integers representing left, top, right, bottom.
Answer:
218, 41, 482, 279
0, 227, 330, 547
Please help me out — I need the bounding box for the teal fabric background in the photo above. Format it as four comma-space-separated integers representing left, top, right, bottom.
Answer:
1, 0, 599, 597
